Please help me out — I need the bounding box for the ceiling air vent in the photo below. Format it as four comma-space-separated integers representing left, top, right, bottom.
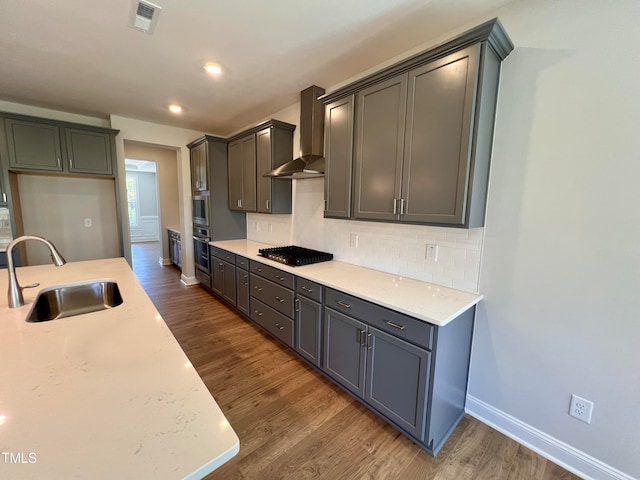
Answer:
129, 0, 161, 34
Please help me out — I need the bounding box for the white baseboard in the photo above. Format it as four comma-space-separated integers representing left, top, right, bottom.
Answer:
159, 257, 172, 266
465, 395, 636, 480
181, 274, 199, 286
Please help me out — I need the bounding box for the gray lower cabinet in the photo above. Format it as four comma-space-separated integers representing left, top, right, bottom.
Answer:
228, 135, 256, 211
167, 230, 181, 270
323, 95, 354, 218
321, 19, 513, 228
295, 294, 322, 367
236, 266, 249, 316
212, 256, 236, 305
3, 115, 118, 176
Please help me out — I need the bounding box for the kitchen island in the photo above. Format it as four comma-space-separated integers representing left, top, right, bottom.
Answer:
0, 258, 239, 479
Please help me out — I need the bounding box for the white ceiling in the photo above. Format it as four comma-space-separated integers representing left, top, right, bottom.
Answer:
0, 0, 513, 136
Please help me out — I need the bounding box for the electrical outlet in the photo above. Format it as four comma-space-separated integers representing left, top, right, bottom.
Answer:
84, 218, 92, 227
349, 234, 358, 248
426, 244, 438, 261
569, 394, 594, 423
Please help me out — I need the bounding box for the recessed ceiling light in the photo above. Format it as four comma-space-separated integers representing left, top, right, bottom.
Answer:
204, 63, 222, 75
168, 104, 182, 114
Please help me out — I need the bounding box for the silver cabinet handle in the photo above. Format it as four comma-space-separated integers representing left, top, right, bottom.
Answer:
275, 275, 285, 281
295, 298, 300, 313
56, 158, 61, 168
385, 320, 406, 331
274, 323, 284, 331
254, 286, 263, 292
69, 158, 73, 168
243, 274, 248, 286
256, 268, 263, 272
336, 300, 351, 309
301, 285, 313, 293
358, 329, 366, 346
254, 310, 263, 317
393, 198, 398, 214
400, 198, 405, 215
2, 193, 6, 203
266, 199, 269, 210
367, 333, 372, 350
275, 296, 284, 303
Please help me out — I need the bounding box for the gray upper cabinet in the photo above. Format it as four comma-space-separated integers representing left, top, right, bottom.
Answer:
353, 74, 407, 221
190, 141, 208, 192
323, 95, 354, 218
228, 135, 256, 211
65, 128, 113, 175
256, 122, 294, 214
2, 114, 118, 177
5, 118, 63, 171
229, 120, 295, 214
321, 18, 513, 228
401, 46, 479, 225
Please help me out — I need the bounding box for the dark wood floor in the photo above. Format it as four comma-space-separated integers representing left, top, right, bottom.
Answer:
131, 242, 580, 480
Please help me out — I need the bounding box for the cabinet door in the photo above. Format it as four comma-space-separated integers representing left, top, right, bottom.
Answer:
241, 135, 256, 211
228, 136, 256, 211
353, 74, 407, 221
175, 239, 182, 269
324, 95, 354, 218
65, 128, 113, 175
236, 269, 249, 315
212, 257, 225, 296
401, 46, 480, 225
5, 119, 63, 171
168, 232, 175, 264
365, 327, 431, 440
190, 142, 208, 192
222, 260, 237, 305
256, 127, 272, 213
296, 295, 322, 367
323, 308, 366, 398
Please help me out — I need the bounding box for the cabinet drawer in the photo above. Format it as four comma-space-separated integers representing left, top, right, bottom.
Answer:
210, 246, 236, 264
295, 277, 323, 303
250, 298, 294, 348
195, 270, 211, 289
250, 260, 294, 289
325, 288, 434, 350
236, 255, 249, 270
250, 274, 294, 318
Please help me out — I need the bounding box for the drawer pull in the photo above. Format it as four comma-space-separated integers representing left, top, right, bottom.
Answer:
385, 320, 406, 331
275, 296, 285, 303
254, 286, 263, 292
301, 286, 313, 293
256, 268, 263, 272
254, 310, 263, 317
336, 300, 351, 309
275, 275, 285, 281
295, 298, 300, 313
275, 323, 285, 331
358, 329, 366, 346
367, 333, 372, 350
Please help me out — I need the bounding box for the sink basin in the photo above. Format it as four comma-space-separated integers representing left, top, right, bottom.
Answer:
26, 280, 123, 322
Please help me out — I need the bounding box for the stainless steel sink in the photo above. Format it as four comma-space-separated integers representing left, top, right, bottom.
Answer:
26, 280, 123, 322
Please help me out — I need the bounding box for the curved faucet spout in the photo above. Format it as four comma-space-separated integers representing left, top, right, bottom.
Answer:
6, 235, 67, 308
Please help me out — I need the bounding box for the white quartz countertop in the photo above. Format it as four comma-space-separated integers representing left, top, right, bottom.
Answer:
0, 258, 239, 479
210, 239, 482, 327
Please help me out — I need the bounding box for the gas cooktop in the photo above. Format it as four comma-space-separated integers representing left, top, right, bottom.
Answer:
257, 245, 333, 267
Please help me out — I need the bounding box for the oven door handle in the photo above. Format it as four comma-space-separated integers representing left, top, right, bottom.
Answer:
192, 236, 211, 242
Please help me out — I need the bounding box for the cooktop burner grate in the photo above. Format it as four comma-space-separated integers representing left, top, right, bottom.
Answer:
258, 246, 333, 266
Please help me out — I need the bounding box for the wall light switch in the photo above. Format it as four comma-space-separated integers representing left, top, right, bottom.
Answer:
84, 218, 93, 227
426, 244, 438, 261
349, 234, 358, 248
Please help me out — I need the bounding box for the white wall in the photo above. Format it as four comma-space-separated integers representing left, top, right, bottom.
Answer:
467, 1, 640, 479
109, 116, 205, 284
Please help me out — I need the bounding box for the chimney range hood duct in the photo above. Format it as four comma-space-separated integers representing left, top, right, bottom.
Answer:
264, 85, 326, 179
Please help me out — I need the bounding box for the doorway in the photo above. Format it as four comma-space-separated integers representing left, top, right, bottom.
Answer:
125, 158, 160, 243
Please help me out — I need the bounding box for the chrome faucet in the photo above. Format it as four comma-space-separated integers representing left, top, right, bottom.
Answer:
6, 235, 66, 308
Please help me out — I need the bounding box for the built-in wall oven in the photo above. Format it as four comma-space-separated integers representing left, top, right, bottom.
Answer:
193, 226, 211, 275
192, 194, 209, 227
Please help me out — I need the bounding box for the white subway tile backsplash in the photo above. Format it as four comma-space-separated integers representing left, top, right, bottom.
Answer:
247, 178, 483, 293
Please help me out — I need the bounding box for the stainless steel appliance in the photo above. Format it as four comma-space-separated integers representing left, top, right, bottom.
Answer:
192, 194, 209, 227
258, 245, 333, 266
192, 226, 210, 273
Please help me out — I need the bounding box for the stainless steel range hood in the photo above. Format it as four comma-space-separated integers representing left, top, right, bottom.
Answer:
264, 85, 325, 179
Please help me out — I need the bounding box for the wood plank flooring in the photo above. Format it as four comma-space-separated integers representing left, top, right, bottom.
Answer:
131, 242, 581, 480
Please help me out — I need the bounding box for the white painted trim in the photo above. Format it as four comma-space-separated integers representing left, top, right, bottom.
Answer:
180, 274, 199, 286
159, 257, 171, 266
466, 395, 636, 480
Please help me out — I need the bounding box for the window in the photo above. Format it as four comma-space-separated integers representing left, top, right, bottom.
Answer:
126, 174, 139, 227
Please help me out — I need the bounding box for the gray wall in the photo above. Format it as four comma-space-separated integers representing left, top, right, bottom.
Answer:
468, 0, 640, 478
